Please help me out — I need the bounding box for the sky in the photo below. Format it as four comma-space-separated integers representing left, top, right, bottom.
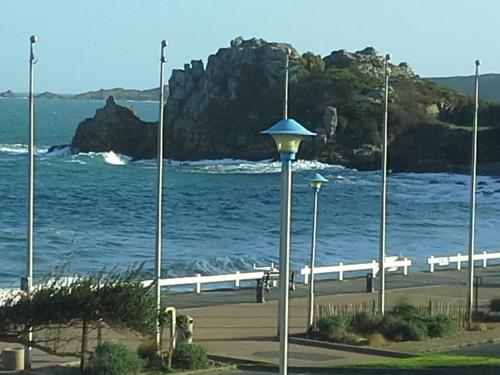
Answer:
1, 0, 499, 93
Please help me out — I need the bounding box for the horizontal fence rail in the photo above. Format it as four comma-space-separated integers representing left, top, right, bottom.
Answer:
142, 270, 267, 294
427, 251, 500, 272
300, 256, 412, 284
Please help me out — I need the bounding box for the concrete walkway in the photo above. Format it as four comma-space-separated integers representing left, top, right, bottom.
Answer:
1, 266, 500, 372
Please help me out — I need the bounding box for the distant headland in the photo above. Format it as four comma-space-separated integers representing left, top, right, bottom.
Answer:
0, 87, 167, 101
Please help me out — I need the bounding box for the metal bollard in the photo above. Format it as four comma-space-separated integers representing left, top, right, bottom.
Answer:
366, 273, 375, 293
474, 276, 484, 313
256, 279, 265, 303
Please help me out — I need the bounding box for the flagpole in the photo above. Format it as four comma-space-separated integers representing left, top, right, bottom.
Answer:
155, 40, 168, 350
467, 59, 480, 325
24, 34, 38, 370
378, 54, 390, 315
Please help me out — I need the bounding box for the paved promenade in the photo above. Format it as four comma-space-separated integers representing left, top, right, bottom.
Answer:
1, 265, 500, 372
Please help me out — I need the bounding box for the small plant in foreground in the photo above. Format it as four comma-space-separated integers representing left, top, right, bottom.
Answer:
317, 315, 351, 341
87, 342, 144, 375
426, 314, 457, 337
172, 343, 211, 370
136, 341, 160, 365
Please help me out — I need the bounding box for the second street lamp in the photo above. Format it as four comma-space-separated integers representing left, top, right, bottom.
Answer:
261, 119, 315, 375
306, 173, 328, 333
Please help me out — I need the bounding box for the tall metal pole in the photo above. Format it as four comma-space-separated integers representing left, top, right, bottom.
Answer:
283, 50, 289, 120
378, 54, 390, 315
307, 188, 319, 329
277, 49, 290, 337
278, 157, 292, 375
467, 59, 480, 325
25, 34, 38, 370
155, 40, 168, 350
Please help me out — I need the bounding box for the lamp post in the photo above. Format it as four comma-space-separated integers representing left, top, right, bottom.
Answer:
378, 53, 390, 315
306, 173, 328, 332
25, 34, 38, 370
155, 39, 168, 350
261, 120, 315, 375
467, 59, 480, 325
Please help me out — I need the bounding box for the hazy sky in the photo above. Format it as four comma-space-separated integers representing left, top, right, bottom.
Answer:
2, 0, 499, 93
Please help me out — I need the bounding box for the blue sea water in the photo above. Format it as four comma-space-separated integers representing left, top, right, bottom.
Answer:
1, 97, 500, 287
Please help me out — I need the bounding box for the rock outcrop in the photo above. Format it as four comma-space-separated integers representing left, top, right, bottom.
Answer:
68, 38, 500, 173
71, 96, 157, 159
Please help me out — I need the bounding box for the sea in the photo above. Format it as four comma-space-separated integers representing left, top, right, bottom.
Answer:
1, 97, 500, 289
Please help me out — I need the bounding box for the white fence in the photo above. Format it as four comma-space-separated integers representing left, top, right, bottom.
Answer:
300, 256, 412, 284
139, 250, 500, 294
143, 270, 266, 294
427, 251, 500, 272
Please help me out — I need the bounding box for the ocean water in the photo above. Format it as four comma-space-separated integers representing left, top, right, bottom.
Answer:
1, 97, 500, 288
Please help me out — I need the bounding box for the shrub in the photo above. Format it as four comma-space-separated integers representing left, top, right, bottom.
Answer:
87, 342, 144, 375
317, 315, 351, 341
136, 341, 159, 364
172, 343, 210, 370
490, 298, 500, 312
350, 312, 383, 335
427, 314, 457, 337
391, 302, 421, 318
382, 315, 426, 341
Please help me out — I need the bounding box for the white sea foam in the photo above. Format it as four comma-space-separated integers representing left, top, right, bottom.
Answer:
103, 151, 132, 166
175, 158, 343, 174
0, 143, 48, 155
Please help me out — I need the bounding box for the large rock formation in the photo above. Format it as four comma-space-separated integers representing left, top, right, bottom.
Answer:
71, 96, 157, 159
69, 37, 500, 173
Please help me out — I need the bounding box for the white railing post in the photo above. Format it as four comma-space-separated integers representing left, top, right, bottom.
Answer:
303, 265, 310, 284
403, 258, 408, 275
457, 253, 462, 270
429, 256, 435, 272
372, 260, 378, 277
235, 271, 240, 288
195, 274, 201, 294
483, 251, 487, 268
339, 262, 344, 281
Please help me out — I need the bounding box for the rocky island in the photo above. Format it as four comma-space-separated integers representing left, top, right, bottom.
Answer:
68, 37, 500, 173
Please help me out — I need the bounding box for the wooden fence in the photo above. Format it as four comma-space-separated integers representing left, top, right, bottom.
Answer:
315, 299, 468, 328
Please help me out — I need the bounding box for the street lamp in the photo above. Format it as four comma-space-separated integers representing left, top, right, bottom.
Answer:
155, 39, 168, 351
306, 173, 328, 333
25, 34, 38, 370
261, 119, 315, 375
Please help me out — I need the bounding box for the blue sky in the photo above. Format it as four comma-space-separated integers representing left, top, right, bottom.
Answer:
1, 0, 499, 93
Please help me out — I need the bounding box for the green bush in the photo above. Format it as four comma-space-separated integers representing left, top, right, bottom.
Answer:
87, 342, 144, 375
382, 315, 427, 341
350, 312, 383, 335
136, 341, 159, 364
317, 315, 351, 341
172, 343, 210, 370
426, 315, 457, 337
490, 298, 500, 312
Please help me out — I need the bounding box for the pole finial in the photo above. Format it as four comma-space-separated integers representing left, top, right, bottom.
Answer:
30, 35, 38, 44
160, 40, 168, 63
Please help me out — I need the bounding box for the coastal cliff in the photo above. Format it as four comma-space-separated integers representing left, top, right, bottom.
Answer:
70, 37, 500, 173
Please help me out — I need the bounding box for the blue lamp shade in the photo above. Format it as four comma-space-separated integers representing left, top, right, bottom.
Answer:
310, 173, 328, 190
261, 119, 316, 159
